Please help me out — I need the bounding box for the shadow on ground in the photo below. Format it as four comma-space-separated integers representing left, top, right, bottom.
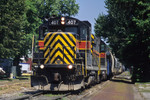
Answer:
0, 78, 13, 81
23, 89, 81, 96
110, 76, 134, 84
16, 77, 29, 80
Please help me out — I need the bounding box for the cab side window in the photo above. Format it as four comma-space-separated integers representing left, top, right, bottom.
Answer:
101, 44, 105, 52
80, 26, 87, 40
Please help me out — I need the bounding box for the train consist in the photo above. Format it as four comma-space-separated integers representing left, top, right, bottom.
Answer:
31, 16, 123, 91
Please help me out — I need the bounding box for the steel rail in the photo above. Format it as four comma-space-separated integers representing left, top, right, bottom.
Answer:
52, 92, 71, 100
14, 91, 44, 100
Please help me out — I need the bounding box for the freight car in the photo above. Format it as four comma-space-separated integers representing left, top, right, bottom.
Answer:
99, 40, 124, 80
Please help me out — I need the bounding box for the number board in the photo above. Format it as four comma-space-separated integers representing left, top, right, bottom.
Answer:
66, 19, 78, 25
49, 20, 59, 25
49, 19, 78, 25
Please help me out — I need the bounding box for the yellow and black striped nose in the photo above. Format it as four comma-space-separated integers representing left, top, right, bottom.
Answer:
44, 32, 76, 64
91, 34, 94, 53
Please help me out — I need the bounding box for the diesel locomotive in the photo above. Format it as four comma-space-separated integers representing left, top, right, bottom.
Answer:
31, 16, 122, 91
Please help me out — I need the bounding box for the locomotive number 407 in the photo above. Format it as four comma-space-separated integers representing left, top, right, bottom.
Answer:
66, 19, 77, 25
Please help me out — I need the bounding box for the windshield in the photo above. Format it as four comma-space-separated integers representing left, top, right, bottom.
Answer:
48, 26, 77, 33
65, 27, 77, 33
39, 26, 78, 39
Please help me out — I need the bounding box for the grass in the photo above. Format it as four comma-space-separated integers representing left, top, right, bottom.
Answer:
139, 90, 150, 92
0, 75, 30, 82
44, 94, 62, 97
135, 82, 150, 94
135, 82, 150, 86
0, 76, 30, 95
18, 93, 24, 96
44, 94, 67, 100
16, 75, 30, 79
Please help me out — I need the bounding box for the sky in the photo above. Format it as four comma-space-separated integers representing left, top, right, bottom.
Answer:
75, 0, 107, 34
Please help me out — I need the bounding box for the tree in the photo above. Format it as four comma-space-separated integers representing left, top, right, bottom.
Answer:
23, 0, 79, 38
57, 0, 79, 16
95, 0, 150, 81
0, 0, 79, 76
23, 0, 79, 54
0, 0, 27, 76
0, 0, 26, 59
34, 0, 79, 18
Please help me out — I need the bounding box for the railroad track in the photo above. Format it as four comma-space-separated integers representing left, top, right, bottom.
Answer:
14, 90, 72, 100
13, 81, 109, 100
14, 91, 44, 100
52, 92, 71, 100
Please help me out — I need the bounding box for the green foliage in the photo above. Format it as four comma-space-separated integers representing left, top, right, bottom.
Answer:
0, 0, 26, 58
56, 0, 79, 16
34, 0, 79, 17
0, 0, 79, 59
24, 0, 42, 35
22, 0, 79, 57
95, 0, 150, 81
0, 0, 79, 76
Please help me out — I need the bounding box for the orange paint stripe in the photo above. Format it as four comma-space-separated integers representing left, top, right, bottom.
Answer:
100, 52, 106, 58
76, 41, 91, 50
38, 40, 44, 50
93, 49, 99, 55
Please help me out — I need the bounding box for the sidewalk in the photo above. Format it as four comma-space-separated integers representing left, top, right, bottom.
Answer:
117, 71, 150, 100
90, 71, 144, 100
90, 80, 143, 100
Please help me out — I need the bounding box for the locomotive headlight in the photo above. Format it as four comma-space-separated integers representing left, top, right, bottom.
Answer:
61, 21, 65, 25
61, 17, 65, 21
67, 65, 73, 69
40, 64, 44, 69
61, 17, 65, 25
